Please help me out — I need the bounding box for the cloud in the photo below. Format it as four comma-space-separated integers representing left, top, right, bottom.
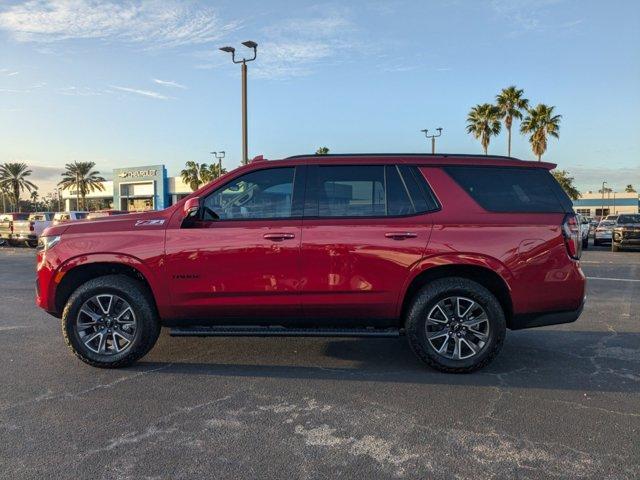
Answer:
251, 14, 355, 79
0, 0, 240, 48
490, 0, 582, 36
0, 82, 46, 94
566, 165, 640, 192
111, 85, 170, 100
57, 86, 105, 96
152, 78, 186, 89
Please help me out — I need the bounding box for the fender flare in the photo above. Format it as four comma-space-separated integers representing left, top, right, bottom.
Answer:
397, 252, 515, 317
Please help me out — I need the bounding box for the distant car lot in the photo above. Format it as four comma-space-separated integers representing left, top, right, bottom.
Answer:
0, 246, 638, 479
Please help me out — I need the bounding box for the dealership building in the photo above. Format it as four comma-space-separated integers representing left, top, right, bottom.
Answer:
62, 165, 192, 211
572, 191, 640, 217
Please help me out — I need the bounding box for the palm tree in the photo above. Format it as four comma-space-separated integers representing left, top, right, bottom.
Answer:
0, 183, 10, 213
30, 189, 39, 211
625, 184, 636, 193
520, 104, 561, 161
495, 86, 529, 157
316, 147, 330, 155
181, 161, 210, 191
466, 104, 502, 155
0, 162, 37, 212
204, 163, 227, 182
58, 162, 106, 210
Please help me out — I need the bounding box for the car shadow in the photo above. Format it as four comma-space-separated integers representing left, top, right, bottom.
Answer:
133, 330, 640, 394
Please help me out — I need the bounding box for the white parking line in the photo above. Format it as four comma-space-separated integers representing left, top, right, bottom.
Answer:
587, 277, 640, 283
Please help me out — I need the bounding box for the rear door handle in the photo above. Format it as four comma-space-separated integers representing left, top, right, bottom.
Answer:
263, 232, 296, 241
385, 232, 417, 240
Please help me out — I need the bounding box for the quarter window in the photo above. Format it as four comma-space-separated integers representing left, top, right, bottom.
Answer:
203, 167, 295, 220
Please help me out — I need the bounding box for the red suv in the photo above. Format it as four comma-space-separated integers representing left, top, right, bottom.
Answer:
36, 154, 586, 372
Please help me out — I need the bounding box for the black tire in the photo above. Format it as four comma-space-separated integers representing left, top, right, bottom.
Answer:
593, 239, 600, 246
26, 240, 37, 248
405, 277, 506, 373
61, 274, 160, 368
582, 238, 588, 249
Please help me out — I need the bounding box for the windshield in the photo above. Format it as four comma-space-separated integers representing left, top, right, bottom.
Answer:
617, 214, 640, 224
599, 221, 615, 227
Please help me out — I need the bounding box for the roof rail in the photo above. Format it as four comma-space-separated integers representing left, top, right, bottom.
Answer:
283, 153, 523, 161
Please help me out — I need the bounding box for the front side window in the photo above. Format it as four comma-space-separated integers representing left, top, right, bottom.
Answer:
203, 167, 295, 220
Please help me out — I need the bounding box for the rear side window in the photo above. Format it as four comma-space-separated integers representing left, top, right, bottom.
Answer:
444, 166, 572, 213
305, 165, 439, 218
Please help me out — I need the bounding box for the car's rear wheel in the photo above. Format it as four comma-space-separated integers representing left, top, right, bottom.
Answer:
61, 274, 160, 368
405, 277, 506, 373
582, 237, 589, 249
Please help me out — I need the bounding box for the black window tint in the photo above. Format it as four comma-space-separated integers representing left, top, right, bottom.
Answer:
203, 167, 295, 220
317, 166, 385, 217
386, 165, 415, 215
445, 166, 570, 213
398, 165, 439, 212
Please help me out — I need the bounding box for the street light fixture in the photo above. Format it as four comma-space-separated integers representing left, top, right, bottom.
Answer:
421, 128, 443, 154
601, 181, 607, 219
210, 151, 225, 178
220, 40, 258, 165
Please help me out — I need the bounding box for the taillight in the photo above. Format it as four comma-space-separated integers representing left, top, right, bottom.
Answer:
562, 214, 582, 260
29, 222, 35, 232
8, 221, 13, 233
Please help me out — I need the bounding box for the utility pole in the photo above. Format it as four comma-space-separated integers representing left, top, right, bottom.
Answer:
211, 151, 225, 178
76, 171, 80, 211
601, 181, 607, 219
421, 128, 443, 154
220, 41, 258, 165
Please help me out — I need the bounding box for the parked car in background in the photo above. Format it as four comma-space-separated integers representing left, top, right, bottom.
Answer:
605, 214, 619, 222
53, 211, 88, 225
86, 210, 128, 220
36, 154, 586, 373
594, 219, 616, 246
611, 214, 640, 252
0, 213, 29, 246
577, 214, 590, 249
13, 212, 55, 247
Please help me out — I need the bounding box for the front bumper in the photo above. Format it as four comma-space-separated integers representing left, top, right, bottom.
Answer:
509, 296, 585, 330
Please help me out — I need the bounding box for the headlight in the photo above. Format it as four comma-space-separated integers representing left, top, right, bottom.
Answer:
37, 235, 61, 251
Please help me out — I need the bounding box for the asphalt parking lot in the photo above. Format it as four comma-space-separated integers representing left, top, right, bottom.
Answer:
0, 243, 638, 479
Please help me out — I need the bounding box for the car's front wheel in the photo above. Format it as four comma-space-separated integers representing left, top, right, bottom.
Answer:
61, 274, 160, 368
405, 277, 506, 373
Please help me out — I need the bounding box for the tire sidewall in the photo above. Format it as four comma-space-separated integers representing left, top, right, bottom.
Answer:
407, 278, 506, 371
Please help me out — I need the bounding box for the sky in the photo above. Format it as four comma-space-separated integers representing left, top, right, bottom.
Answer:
1, 0, 639, 196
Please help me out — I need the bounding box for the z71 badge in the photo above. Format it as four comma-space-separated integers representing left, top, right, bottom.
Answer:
134, 219, 165, 226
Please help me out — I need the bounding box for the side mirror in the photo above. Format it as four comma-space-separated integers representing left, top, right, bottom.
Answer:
183, 197, 200, 219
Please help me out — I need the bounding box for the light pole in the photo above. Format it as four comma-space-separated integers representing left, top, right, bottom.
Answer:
421, 128, 443, 154
210, 151, 225, 178
220, 41, 258, 165
601, 181, 607, 219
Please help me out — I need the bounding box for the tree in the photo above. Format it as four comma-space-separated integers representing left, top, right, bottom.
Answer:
551, 170, 580, 200
58, 162, 106, 211
203, 163, 227, 182
520, 104, 561, 161
0, 162, 37, 212
466, 104, 502, 155
181, 161, 210, 191
315, 147, 330, 155
599, 186, 613, 194
495, 86, 529, 157
30, 189, 39, 211
0, 183, 10, 213
625, 184, 636, 193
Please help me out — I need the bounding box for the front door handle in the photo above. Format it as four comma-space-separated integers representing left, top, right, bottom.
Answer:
385, 232, 417, 240
263, 232, 296, 241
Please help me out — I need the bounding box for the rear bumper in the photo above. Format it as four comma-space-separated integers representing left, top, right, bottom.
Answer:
509, 296, 585, 330
14, 233, 36, 241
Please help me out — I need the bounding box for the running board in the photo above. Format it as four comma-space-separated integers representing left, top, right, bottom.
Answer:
169, 326, 401, 338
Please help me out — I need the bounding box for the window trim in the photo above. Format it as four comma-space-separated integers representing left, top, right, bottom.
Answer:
304, 164, 440, 220
196, 165, 305, 223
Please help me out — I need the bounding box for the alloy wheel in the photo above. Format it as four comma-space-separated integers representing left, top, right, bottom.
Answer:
424, 296, 490, 360
76, 294, 137, 355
